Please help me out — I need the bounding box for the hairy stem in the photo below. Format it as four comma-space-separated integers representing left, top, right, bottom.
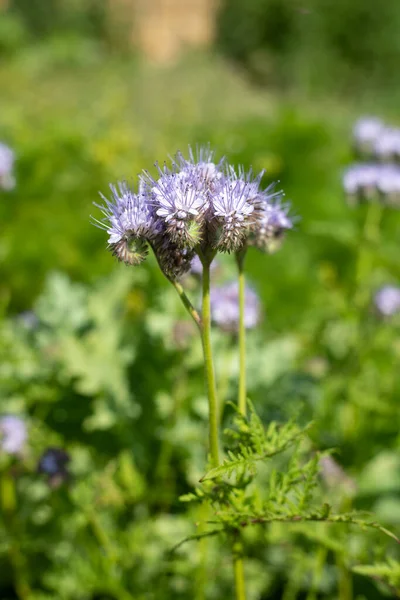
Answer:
171, 279, 202, 332
199, 251, 220, 468
236, 249, 247, 416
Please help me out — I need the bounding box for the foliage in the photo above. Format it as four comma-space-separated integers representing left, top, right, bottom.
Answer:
1, 44, 400, 599
217, 0, 400, 92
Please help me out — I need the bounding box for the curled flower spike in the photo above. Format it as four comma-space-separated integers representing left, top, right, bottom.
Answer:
144, 161, 209, 249
151, 236, 195, 281
374, 285, 400, 317
210, 281, 261, 333
94, 181, 157, 266
0, 415, 27, 455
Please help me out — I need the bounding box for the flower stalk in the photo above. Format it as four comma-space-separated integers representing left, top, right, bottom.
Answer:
199, 249, 220, 468
235, 248, 248, 417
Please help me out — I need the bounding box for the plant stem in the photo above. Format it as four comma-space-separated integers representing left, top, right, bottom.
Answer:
199, 251, 220, 468
354, 202, 382, 309
233, 539, 247, 600
201, 258, 220, 467
1, 472, 32, 600
171, 279, 202, 332
236, 249, 247, 416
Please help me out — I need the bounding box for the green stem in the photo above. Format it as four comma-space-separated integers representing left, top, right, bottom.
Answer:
1, 472, 32, 600
233, 539, 247, 600
306, 545, 328, 600
199, 251, 220, 468
236, 249, 247, 416
171, 279, 202, 332
354, 202, 382, 310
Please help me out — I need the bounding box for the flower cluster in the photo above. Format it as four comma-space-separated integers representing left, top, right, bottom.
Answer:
0, 142, 15, 191
94, 146, 292, 280
210, 281, 261, 333
345, 117, 400, 206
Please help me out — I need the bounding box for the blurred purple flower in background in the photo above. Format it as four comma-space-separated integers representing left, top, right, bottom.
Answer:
190, 255, 218, 277
376, 164, 400, 206
374, 285, 400, 317
250, 193, 293, 253
0, 142, 15, 190
210, 281, 261, 333
38, 447, 71, 486
343, 163, 380, 203
352, 117, 384, 155
374, 127, 400, 161
18, 310, 39, 330
0, 415, 27, 455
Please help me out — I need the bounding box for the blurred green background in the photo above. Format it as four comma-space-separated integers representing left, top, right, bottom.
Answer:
1, 1, 400, 598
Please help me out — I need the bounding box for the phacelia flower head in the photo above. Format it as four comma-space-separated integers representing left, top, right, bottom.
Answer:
0, 142, 15, 190
374, 127, 400, 161
249, 187, 293, 253
210, 281, 261, 333
343, 163, 380, 204
0, 415, 27, 455
374, 285, 400, 317
38, 447, 70, 487
175, 145, 225, 190
210, 168, 264, 253
353, 117, 384, 155
95, 181, 157, 266
144, 160, 209, 249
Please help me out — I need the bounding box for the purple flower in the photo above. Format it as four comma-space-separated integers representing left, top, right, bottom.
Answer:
343, 163, 380, 203
38, 447, 70, 486
144, 159, 210, 248
0, 142, 15, 190
376, 164, 400, 206
94, 181, 157, 265
93, 146, 292, 272
374, 285, 400, 317
353, 117, 384, 155
249, 188, 293, 253
175, 145, 225, 189
374, 127, 400, 161
0, 415, 27, 455
210, 281, 261, 333
210, 169, 264, 253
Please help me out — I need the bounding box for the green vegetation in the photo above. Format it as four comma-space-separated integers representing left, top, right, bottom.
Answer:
1, 24, 400, 600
